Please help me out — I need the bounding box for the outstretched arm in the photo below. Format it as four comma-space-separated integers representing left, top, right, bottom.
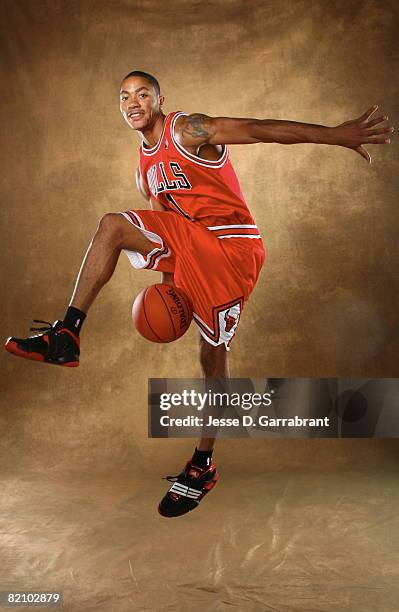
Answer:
175, 106, 394, 163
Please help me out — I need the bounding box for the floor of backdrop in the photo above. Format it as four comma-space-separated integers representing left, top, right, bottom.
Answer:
1, 460, 398, 612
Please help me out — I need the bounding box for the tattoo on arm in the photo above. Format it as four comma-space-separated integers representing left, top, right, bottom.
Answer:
182, 114, 210, 139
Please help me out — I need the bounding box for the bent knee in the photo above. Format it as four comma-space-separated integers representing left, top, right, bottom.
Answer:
97, 212, 158, 254
97, 213, 124, 234
96, 212, 137, 246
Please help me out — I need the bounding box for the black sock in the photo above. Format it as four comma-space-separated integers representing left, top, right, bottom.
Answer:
191, 447, 213, 469
63, 306, 86, 336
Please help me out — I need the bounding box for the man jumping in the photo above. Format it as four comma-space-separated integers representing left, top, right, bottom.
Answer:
5, 70, 393, 517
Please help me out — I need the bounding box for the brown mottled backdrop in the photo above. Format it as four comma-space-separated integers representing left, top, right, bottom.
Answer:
1, 0, 398, 473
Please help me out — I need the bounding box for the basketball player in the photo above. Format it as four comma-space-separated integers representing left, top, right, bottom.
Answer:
5, 71, 393, 517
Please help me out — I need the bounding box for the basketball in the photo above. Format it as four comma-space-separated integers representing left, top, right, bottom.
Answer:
132, 283, 193, 343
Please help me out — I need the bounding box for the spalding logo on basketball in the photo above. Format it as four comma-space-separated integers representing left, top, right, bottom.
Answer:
132, 283, 193, 343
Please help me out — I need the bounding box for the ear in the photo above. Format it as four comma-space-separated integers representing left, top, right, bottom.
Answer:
159, 95, 165, 110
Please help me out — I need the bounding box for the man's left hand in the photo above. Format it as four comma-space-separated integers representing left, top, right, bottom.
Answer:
333, 105, 394, 163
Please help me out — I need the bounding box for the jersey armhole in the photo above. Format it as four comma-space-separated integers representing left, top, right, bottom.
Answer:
170, 112, 229, 169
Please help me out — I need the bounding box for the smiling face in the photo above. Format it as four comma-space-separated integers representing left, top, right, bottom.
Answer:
119, 75, 164, 132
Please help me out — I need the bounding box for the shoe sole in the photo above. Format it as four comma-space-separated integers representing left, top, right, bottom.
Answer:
157, 472, 219, 518
5, 339, 79, 367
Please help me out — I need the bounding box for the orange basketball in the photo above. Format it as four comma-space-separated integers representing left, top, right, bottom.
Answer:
132, 283, 193, 343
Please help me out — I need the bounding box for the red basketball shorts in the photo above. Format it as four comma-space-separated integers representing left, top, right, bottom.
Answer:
120, 209, 265, 350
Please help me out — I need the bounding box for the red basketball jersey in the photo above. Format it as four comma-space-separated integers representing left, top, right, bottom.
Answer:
139, 111, 261, 238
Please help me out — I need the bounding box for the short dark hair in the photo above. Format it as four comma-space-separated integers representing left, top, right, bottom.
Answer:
122, 71, 160, 95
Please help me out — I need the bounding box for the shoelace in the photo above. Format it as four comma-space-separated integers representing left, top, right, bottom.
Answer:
163, 475, 179, 482
162, 463, 206, 483
29, 319, 53, 333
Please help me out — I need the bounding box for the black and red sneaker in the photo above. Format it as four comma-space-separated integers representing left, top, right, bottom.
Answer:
4, 319, 80, 367
158, 460, 219, 518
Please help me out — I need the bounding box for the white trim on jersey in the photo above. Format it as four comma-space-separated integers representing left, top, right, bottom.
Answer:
171, 112, 229, 169
141, 113, 172, 156
207, 224, 258, 230
218, 234, 262, 239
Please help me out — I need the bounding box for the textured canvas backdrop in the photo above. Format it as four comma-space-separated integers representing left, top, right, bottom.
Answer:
1, 0, 398, 473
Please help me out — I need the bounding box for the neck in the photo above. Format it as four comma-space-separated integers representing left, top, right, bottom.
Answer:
140, 112, 166, 147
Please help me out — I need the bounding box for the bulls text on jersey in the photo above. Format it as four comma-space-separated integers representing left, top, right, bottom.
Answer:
147, 162, 192, 197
